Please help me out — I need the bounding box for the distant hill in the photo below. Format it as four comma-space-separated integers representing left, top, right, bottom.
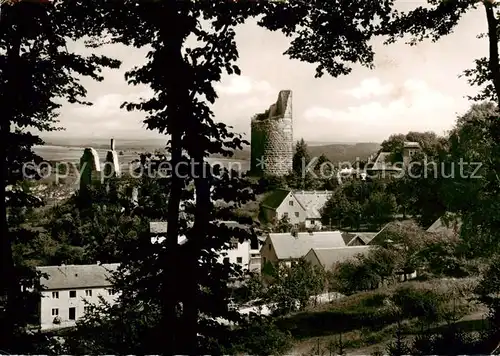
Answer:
213, 142, 380, 163
308, 142, 380, 164
43, 137, 166, 152
42, 136, 380, 163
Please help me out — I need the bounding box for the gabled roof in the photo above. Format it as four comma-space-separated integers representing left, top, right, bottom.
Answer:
350, 232, 378, 245
267, 231, 345, 260
341, 232, 355, 245
366, 224, 391, 245
37, 263, 119, 291
293, 190, 333, 219
307, 246, 371, 270
342, 231, 380, 245
426, 215, 462, 235
369, 151, 401, 171
261, 189, 292, 210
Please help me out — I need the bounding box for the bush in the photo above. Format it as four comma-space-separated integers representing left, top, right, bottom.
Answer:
331, 260, 380, 295
229, 317, 293, 355
360, 293, 388, 308
391, 287, 444, 323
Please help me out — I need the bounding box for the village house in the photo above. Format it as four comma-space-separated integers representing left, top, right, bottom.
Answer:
260, 189, 333, 229
259, 230, 345, 268
304, 246, 371, 271
36, 263, 119, 330
366, 141, 422, 179
150, 221, 264, 272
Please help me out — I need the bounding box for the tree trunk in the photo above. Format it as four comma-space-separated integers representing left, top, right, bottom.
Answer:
484, 1, 500, 108
158, 3, 190, 353
181, 158, 212, 355
0, 18, 21, 351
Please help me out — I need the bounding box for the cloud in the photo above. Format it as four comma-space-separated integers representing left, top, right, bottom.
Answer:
343, 77, 394, 99
215, 75, 274, 95
71, 89, 153, 119
301, 79, 459, 142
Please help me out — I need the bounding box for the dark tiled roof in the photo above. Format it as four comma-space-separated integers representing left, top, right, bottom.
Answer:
350, 232, 378, 245
341, 232, 356, 245
261, 189, 291, 209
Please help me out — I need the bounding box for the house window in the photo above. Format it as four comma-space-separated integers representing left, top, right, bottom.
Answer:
268, 244, 271, 250
283, 212, 289, 218
237, 257, 242, 264
51, 308, 58, 316
84, 306, 91, 314
85, 290, 92, 297
263, 257, 267, 264
52, 291, 59, 299
69, 290, 76, 298
108, 289, 116, 296
289, 200, 293, 206
295, 212, 299, 217
69, 307, 76, 320
230, 239, 238, 249
223, 257, 230, 264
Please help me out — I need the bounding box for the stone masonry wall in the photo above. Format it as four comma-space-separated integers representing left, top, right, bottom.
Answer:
250, 118, 267, 175
250, 90, 293, 176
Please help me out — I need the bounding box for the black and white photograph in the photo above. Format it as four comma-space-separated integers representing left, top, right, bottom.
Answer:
1, 0, 500, 354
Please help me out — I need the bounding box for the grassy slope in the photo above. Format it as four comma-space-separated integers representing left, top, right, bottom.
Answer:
282, 278, 484, 355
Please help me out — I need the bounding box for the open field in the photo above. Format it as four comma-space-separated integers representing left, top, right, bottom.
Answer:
33, 145, 251, 173
39, 137, 381, 165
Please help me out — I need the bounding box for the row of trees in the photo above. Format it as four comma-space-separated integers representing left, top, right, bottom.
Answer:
321, 180, 397, 230
331, 221, 477, 295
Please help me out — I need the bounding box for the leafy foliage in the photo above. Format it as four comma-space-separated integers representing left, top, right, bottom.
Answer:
265, 259, 326, 316
321, 181, 396, 230
0, 0, 120, 350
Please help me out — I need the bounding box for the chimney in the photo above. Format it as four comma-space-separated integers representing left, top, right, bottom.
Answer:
110, 138, 115, 151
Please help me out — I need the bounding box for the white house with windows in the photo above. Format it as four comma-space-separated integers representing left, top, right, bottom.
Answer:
36, 263, 119, 330
260, 189, 333, 229
149, 221, 264, 272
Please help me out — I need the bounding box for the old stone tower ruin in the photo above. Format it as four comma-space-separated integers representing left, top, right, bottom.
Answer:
250, 90, 293, 176
79, 138, 120, 191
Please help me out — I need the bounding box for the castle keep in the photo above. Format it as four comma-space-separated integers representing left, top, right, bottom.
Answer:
250, 90, 293, 176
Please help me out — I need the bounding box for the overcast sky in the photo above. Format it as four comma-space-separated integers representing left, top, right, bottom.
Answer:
43, 3, 489, 144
